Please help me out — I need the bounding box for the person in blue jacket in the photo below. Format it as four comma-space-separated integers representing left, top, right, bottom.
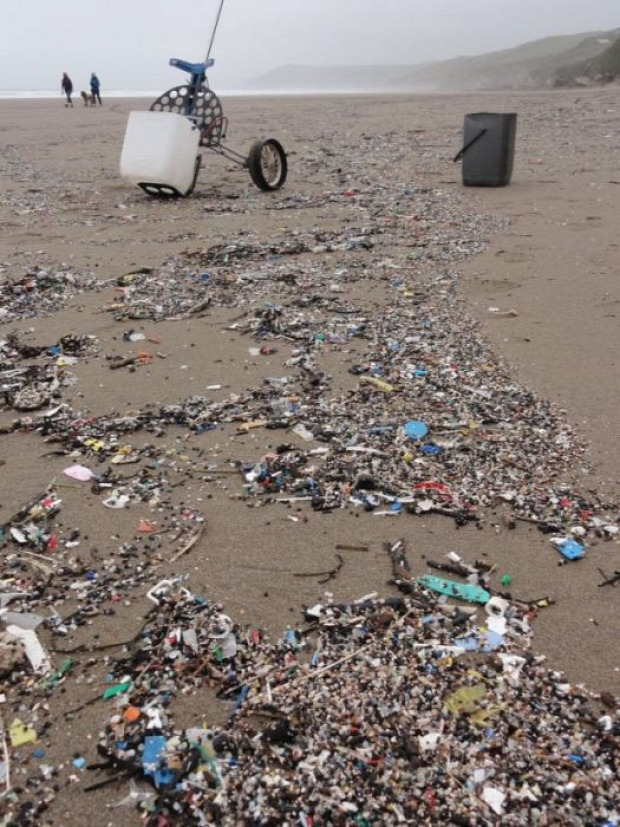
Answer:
90, 73, 102, 105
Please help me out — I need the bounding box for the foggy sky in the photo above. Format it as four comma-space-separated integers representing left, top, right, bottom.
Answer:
1, 0, 619, 91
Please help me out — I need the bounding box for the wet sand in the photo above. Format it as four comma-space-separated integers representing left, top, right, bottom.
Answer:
0, 91, 618, 824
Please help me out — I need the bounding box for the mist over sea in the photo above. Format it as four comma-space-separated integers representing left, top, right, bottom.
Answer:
0, 89, 390, 99
0, 90, 160, 99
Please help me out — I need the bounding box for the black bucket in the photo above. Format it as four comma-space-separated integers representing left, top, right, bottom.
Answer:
454, 113, 517, 187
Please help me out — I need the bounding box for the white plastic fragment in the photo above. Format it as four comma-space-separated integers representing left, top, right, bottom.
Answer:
146, 579, 192, 605
482, 785, 506, 815
485, 596, 509, 617
103, 493, 130, 509
499, 653, 527, 685
418, 732, 442, 751
5, 625, 51, 674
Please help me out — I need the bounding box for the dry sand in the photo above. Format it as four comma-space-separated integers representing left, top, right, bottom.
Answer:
0, 90, 618, 824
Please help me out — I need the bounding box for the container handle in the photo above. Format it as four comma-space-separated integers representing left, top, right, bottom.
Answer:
453, 128, 487, 163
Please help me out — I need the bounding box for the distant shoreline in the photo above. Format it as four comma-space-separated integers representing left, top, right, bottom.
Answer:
0, 87, 613, 103
2, 86, 615, 103
0, 88, 436, 99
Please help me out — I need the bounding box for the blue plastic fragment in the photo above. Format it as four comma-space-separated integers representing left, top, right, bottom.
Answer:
284, 629, 297, 644
404, 420, 428, 440
454, 636, 478, 652
233, 684, 249, 713
455, 630, 504, 653
143, 735, 176, 788
555, 538, 585, 560
421, 443, 442, 455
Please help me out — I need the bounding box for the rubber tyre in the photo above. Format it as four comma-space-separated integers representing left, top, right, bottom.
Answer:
247, 139, 287, 191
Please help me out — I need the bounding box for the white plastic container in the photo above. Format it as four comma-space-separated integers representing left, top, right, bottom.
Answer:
120, 111, 200, 196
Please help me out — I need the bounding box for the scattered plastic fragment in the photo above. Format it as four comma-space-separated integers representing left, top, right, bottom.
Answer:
445, 684, 487, 715
417, 574, 490, 603
109, 779, 155, 809
404, 420, 428, 440
143, 735, 175, 788
102, 493, 130, 509
482, 785, 506, 815
551, 536, 586, 560
5, 625, 51, 674
62, 465, 96, 482
102, 681, 132, 700
9, 719, 37, 748
360, 376, 394, 393
38, 658, 74, 691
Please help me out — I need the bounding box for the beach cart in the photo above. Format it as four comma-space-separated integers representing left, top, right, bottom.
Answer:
120, 1, 287, 197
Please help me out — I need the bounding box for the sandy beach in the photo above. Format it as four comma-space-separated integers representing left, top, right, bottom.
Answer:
0, 90, 618, 824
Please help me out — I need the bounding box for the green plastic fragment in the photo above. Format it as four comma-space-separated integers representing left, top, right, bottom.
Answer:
38, 658, 74, 691
102, 681, 132, 699
190, 740, 222, 787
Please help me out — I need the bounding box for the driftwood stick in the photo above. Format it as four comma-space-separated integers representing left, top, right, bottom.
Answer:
168, 526, 205, 564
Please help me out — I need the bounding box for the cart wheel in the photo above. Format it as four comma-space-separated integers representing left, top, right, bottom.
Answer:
247, 139, 287, 191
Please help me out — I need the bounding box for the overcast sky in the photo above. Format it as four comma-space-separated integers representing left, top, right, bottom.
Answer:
0, 0, 618, 91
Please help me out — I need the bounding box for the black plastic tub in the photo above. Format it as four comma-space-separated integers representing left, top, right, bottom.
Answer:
458, 113, 517, 187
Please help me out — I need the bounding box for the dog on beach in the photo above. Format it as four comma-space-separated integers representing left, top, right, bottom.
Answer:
80, 90, 95, 106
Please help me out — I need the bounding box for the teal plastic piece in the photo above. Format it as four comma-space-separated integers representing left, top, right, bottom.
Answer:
417, 574, 490, 604
102, 681, 132, 699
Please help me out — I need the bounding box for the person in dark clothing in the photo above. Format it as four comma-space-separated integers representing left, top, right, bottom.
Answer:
90, 72, 102, 105
61, 72, 73, 107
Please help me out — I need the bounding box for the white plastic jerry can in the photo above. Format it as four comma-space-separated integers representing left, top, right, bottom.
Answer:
120, 111, 201, 197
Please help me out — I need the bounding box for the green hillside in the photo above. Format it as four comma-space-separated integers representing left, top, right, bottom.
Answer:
394, 29, 620, 90
555, 35, 620, 85
251, 28, 620, 92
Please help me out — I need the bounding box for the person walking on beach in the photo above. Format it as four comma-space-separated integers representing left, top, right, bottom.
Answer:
61, 72, 73, 107
90, 72, 102, 105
